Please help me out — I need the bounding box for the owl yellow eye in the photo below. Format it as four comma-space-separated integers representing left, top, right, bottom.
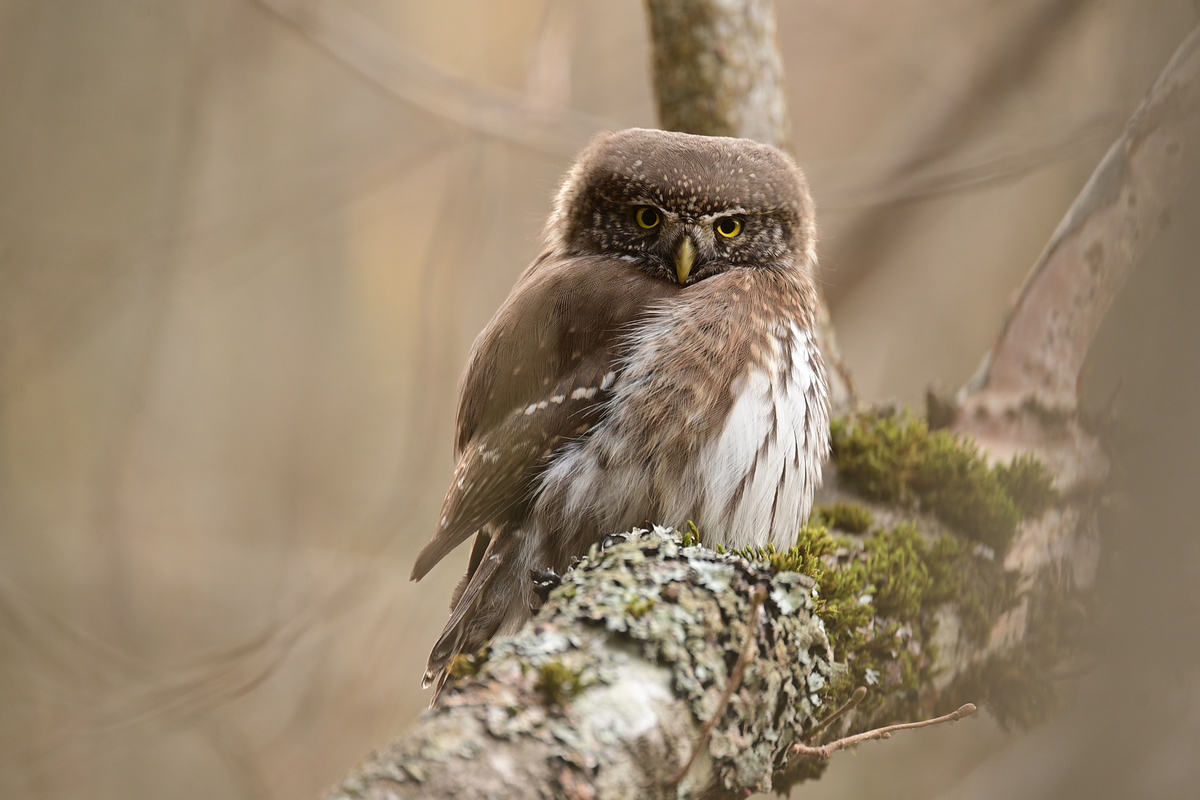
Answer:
635, 207, 661, 229
715, 217, 743, 238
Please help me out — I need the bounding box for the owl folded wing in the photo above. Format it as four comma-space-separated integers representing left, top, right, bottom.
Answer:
411, 256, 671, 581
410, 355, 615, 581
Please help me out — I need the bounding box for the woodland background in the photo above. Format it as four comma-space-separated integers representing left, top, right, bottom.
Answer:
1, 1, 1198, 798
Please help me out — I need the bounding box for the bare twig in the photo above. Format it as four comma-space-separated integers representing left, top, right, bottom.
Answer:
792, 703, 978, 761
670, 585, 767, 787
805, 685, 867, 742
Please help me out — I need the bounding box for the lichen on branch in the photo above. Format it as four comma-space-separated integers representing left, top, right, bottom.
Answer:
329, 528, 837, 799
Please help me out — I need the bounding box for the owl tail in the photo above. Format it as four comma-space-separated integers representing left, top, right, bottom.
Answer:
423, 533, 532, 701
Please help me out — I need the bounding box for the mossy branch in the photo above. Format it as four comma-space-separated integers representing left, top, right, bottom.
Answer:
327, 512, 1013, 799
328, 529, 840, 799
328, 417, 1058, 799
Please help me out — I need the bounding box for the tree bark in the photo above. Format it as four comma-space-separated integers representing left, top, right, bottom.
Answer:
963, 24, 1200, 411
646, 0, 791, 150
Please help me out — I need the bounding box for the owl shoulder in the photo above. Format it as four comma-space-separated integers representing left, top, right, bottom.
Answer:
454, 252, 675, 454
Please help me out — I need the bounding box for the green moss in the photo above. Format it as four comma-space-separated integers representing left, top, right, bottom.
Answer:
830, 411, 1058, 551
681, 520, 702, 547
866, 523, 933, 619
927, 536, 1017, 643
731, 525, 834, 576
624, 596, 656, 619
447, 647, 490, 680
813, 502, 875, 534
995, 455, 1059, 518
535, 660, 591, 707
950, 568, 1088, 729
909, 430, 1020, 548
829, 413, 926, 504
733, 515, 1015, 721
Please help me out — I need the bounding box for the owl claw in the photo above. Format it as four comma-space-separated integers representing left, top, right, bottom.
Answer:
600, 532, 630, 550
530, 569, 562, 602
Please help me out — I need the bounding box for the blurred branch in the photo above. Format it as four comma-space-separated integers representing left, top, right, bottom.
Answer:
815, 111, 1120, 211
947, 23, 1200, 496
251, 0, 609, 156
822, 0, 1091, 304
646, 0, 790, 148
646, 0, 856, 408
964, 23, 1200, 408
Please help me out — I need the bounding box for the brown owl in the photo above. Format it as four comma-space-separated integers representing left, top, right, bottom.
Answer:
412, 128, 830, 692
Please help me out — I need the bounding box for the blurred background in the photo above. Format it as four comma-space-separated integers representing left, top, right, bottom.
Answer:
1, 0, 1198, 798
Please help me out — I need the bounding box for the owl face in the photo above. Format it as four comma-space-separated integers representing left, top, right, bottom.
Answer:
548, 128, 815, 286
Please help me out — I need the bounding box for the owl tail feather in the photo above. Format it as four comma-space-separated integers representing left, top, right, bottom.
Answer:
424, 532, 544, 705
411, 519, 475, 582
423, 538, 499, 687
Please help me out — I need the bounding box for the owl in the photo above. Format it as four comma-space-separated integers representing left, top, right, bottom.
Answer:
411, 128, 830, 692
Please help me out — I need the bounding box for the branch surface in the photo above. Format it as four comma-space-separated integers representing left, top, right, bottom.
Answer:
328, 530, 835, 799
946, 23, 1200, 499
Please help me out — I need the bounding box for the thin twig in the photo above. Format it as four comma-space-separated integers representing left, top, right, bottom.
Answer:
670, 585, 767, 787
791, 703, 977, 761
805, 685, 867, 743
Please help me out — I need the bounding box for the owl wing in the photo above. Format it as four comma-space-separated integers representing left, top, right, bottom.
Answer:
410, 254, 675, 581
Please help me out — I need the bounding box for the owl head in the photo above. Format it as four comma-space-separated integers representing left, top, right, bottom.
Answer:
545, 128, 816, 286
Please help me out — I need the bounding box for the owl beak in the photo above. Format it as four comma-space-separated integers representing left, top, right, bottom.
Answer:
675, 236, 696, 284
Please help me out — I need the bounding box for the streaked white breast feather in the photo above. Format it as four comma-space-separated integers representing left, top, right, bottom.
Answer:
698, 325, 826, 548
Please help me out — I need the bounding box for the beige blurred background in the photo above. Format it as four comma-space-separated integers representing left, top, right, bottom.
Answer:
2, 1, 1198, 798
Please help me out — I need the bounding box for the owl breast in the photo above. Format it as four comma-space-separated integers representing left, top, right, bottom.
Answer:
531, 270, 829, 553
691, 320, 829, 547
